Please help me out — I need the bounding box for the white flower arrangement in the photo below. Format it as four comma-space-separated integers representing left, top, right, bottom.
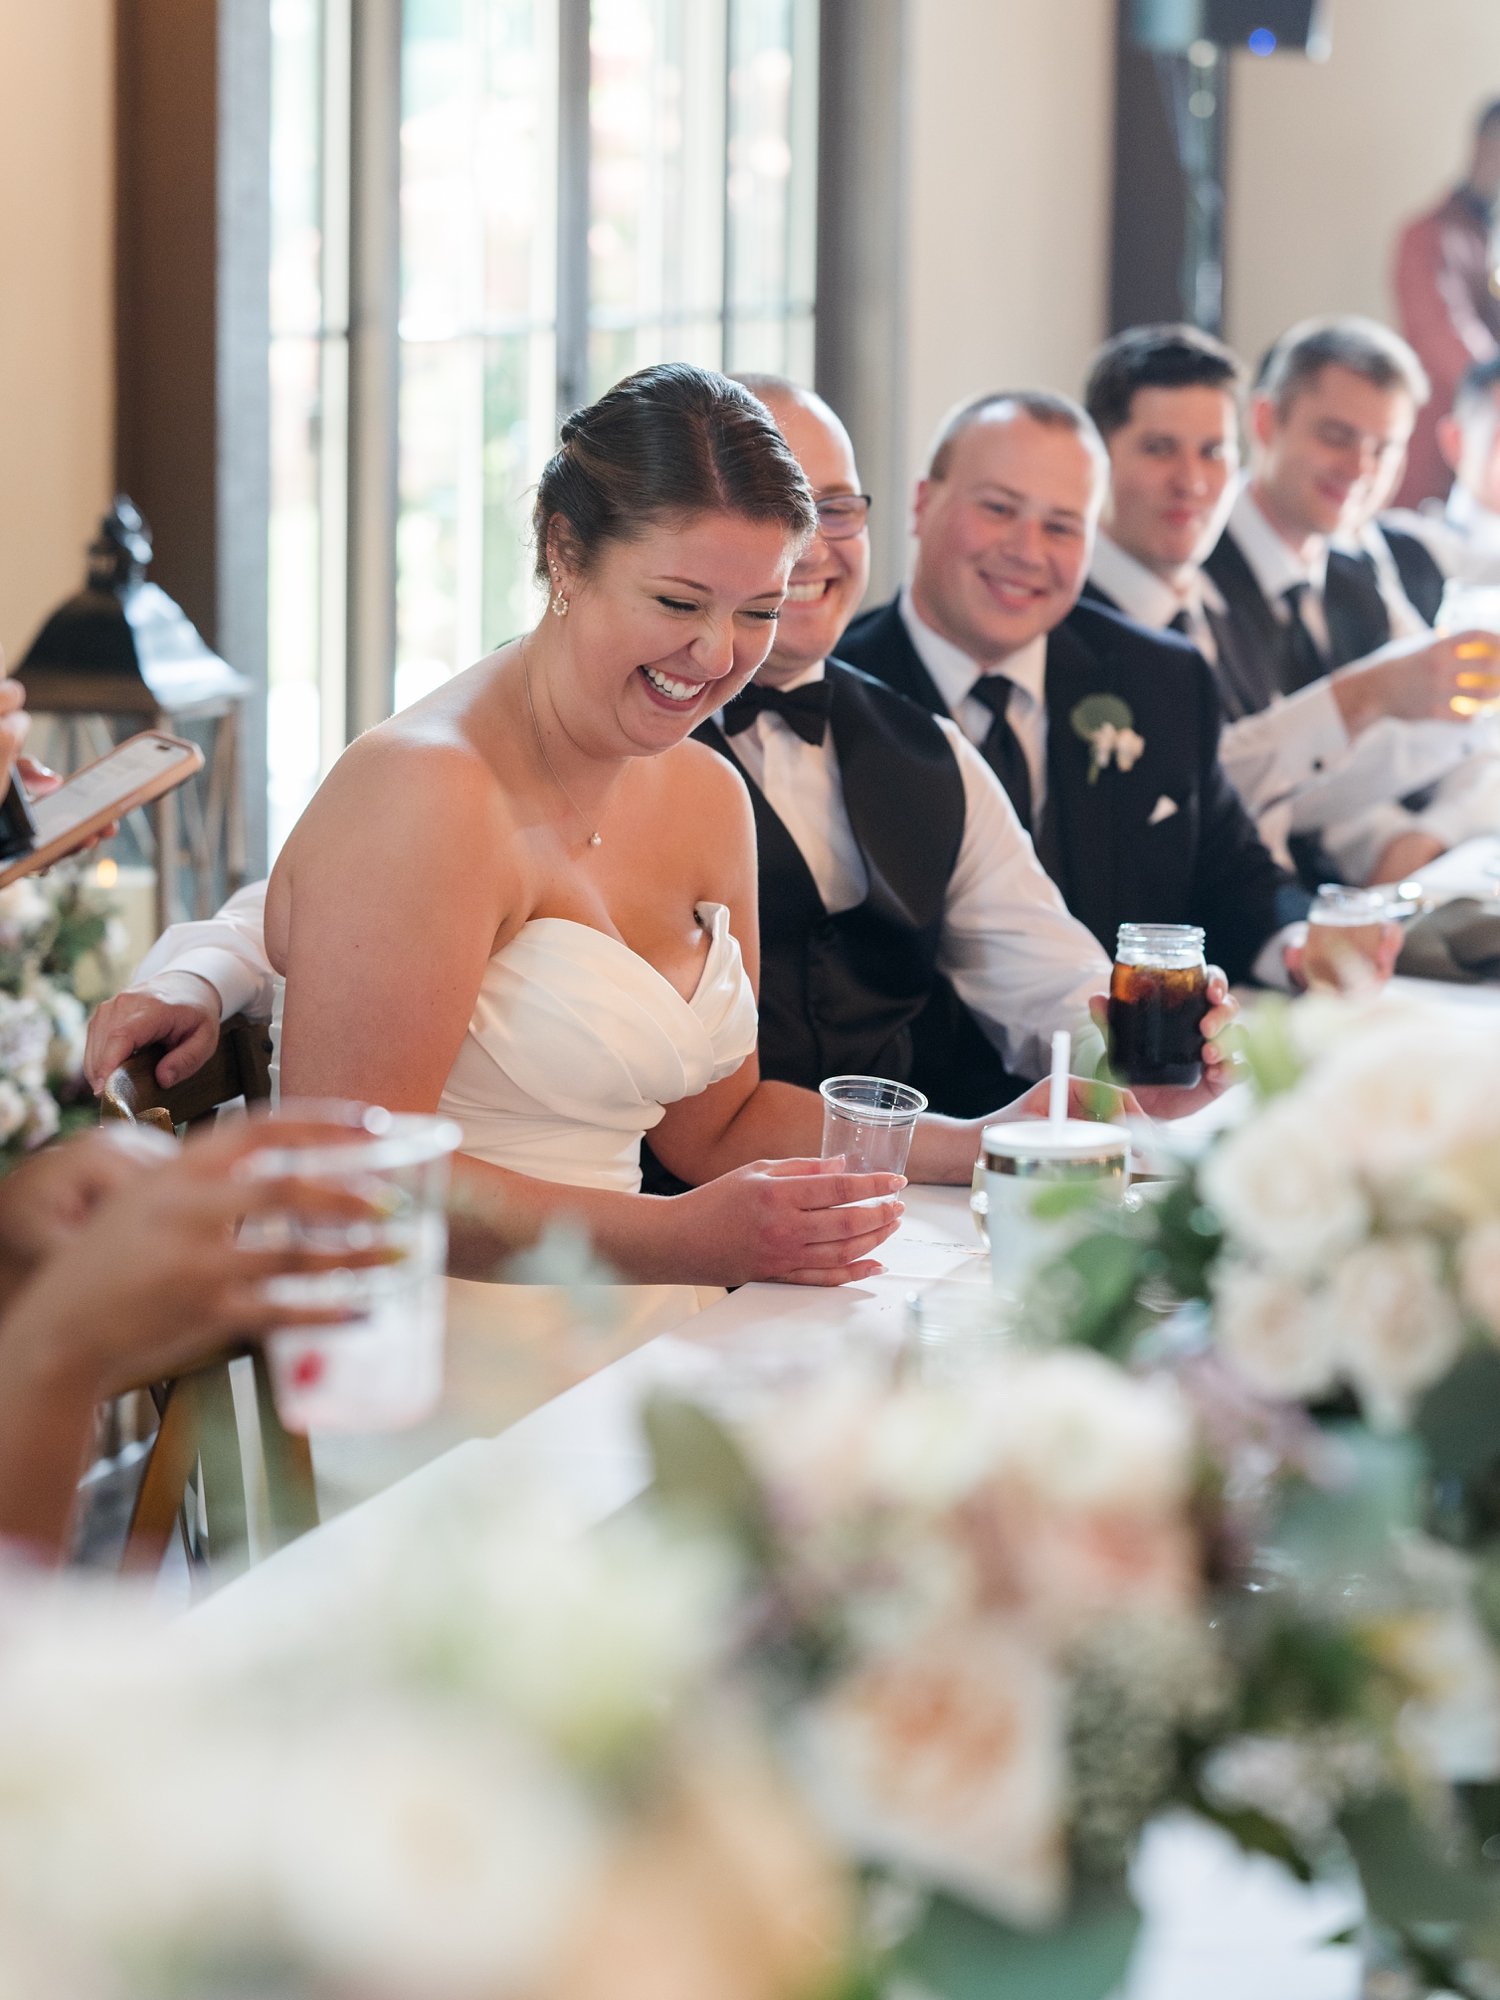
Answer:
0, 870, 124, 1167
696, 1352, 1208, 1929
1194, 997, 1500, 1426
0, 1483, 850, 2000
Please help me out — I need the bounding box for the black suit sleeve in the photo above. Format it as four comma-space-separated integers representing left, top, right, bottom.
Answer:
1185, 659, 1311, 983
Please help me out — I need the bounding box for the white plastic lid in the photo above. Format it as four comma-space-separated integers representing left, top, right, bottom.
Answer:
982, 1118, 1129, 1164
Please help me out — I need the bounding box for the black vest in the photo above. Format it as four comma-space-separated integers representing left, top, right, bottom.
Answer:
696, 660, 976, 1096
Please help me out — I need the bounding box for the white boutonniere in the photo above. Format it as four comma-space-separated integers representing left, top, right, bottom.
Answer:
1070, 695, 1145, 785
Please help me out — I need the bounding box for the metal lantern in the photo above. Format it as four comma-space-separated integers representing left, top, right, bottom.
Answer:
17, 497, 250, 934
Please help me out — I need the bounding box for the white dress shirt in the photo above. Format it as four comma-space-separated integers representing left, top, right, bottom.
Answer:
136, 879, 277, 1019
134, 692, 1112, 1089
897, 587, 1051, 818
716, 658, 1108, 1080
1088, 531, 1228, 665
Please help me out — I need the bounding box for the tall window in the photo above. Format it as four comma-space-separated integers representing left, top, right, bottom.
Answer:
266, 0, 819, 857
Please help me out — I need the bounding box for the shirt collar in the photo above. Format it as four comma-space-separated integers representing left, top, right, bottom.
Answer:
1088, 531, 1224, 628
899, 582, 1049, 708
1229, 480, 1329, 601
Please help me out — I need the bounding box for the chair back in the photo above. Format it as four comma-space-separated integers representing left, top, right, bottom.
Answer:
100, 1012, 274, 1134
96, 1014, 317, 1585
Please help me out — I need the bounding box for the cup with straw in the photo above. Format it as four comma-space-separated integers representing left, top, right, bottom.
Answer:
980, 1030, 1130, 1304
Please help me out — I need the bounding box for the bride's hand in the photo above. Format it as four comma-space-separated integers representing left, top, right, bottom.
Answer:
673, 1156, 905, 1287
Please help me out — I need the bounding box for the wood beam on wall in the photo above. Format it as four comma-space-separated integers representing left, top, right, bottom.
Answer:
114, 0, 270, 874
814, 0, 910, 603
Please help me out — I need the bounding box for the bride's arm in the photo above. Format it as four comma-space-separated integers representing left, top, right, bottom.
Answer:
271, 731, 903, 1287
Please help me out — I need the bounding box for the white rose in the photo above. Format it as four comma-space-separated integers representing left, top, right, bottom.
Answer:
1211, 1262, 1339, 1401
448, 1514, 735, 1764
0, 996, 51, 1080
0, 879, 49, 948
1325, 1236, 1463, 1428
793, 1618, 1066, 1929
273, 1712, 601, 1988
1302, 1017, 1500, 1184
1200, 1096, 1370, 1279
993, 1350, 1193, 1515
866, 1378, 1010, 1514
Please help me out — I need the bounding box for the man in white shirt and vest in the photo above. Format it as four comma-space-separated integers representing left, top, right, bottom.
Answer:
1094, 317, 1500, 887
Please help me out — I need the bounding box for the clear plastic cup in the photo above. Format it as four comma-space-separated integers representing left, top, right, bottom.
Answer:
818, 1075, 927, 1176
236, 1102, 463, 1435
1304, 884, 1390, 994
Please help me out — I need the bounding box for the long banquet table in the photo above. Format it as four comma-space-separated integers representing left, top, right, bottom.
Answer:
199, 1180, 1366, 2000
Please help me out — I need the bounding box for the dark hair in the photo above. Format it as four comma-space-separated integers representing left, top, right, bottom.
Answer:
1454, 354, 1500, 421
926, 389, 1108, 481
1084, 324, 1246, 439
1257, 315, 1430, 413
533, 362, 816, 583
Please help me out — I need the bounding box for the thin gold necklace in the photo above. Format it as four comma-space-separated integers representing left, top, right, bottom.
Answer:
522, 643, 604, 847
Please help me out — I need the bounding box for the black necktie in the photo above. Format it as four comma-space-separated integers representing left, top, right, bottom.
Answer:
721, 679, 833, 746
968, 676, 1033, 835
1168, 609, 1192, 636
1280, 582, 1327, 694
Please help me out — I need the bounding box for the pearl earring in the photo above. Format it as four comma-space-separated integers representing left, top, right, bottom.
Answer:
549, 564, 569, 617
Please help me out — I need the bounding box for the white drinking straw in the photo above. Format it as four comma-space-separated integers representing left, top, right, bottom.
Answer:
1048, 1028, 1070, 1129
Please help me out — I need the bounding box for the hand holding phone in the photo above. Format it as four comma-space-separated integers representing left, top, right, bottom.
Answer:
0, 734, 205, 888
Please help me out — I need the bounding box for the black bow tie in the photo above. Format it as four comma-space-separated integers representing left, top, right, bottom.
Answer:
721, 678, 834, 746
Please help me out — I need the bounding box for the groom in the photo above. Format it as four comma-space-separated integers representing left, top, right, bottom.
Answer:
836, 388, 1310, 981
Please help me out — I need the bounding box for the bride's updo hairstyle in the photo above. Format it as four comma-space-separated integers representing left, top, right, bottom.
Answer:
533, 362, 816, 581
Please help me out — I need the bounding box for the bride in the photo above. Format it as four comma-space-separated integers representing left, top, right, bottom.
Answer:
265, 364, 905, 1287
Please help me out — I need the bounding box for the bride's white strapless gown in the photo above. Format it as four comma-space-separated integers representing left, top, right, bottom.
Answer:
433, 902, 758, 1194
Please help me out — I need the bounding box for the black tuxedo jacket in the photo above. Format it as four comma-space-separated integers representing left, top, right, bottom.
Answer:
837, 596, 1308, 984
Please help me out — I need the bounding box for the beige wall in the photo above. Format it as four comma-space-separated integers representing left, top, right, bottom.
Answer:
0, 1, 114, 664
1225, 1, 1500, 369
900, 0, 1115, 517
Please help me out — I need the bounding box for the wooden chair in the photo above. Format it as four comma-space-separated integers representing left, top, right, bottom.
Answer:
99, 1015, 318, 1582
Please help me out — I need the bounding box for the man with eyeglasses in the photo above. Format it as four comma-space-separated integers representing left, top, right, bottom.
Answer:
1200, 315, 1500, 885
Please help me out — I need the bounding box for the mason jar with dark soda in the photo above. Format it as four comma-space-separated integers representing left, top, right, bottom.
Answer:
1106, 923, 1208, 1088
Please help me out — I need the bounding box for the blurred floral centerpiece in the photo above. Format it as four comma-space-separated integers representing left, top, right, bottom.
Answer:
1012, 986, 1500, 1994
0, 867, 124, 1165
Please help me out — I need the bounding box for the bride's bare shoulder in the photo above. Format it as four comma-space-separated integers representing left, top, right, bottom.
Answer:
299, 665, 514, 840
651, 735, 755, 846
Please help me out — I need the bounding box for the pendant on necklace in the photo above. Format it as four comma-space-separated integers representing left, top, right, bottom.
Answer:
589, 832, 602, 847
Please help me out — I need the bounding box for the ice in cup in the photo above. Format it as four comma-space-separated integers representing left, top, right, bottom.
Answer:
236, 1102, 463, 1434
1107, 923, 1209, 1087
982, 1119, 1129, 1303
818, 1075, 927, 1176
1304, 884, 1390, 994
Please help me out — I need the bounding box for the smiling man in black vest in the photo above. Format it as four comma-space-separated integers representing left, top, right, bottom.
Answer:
836, 389, 1310, 987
